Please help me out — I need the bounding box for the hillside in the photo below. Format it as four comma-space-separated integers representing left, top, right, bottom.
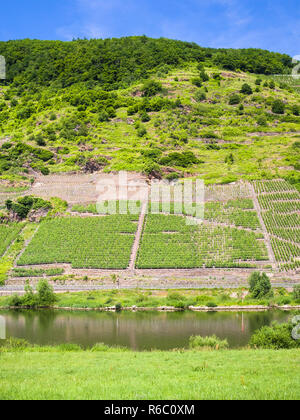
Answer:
0, 36, 299, 191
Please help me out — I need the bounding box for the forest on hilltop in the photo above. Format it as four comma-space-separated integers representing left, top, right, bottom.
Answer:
0, 37, 294, 90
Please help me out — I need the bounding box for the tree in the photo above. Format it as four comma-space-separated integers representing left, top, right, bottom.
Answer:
240, 83, 253, 95
272, 99, 285, 114
36, 279, 57, 306
248, 272, 273, 299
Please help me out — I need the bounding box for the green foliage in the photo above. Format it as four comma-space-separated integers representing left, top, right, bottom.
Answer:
229, 94, 241, 105
7, 280, 57, 308
240, 83, 253, 95
6, 196, 52, 219
293, 285, 300, 300
194, 90, 206, 102
36, 279, 57, 306
272, 99, 285, 114
248, 272, 273, 299
200, 71, 209, 82
225, 153, 234, 165
213, 48, 291, 74
159, 151, 199, 168
142, 161, 161, 177
250, 322, 300, 349
141, 80, 163, 97
191, 77, 202, 87
291, 104, 299, 116
189, 335, 229, 350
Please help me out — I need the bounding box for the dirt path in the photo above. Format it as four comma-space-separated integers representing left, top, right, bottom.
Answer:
251, 184, 277, 270
129, 201, 147, 271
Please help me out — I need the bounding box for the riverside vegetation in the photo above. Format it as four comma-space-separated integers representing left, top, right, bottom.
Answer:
1, 274, 300, 310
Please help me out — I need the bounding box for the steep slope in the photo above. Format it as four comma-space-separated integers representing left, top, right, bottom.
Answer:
0, 37, 299, 190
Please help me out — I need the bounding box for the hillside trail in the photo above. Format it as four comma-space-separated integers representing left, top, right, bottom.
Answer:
129, 201, 148, 271
251, 184, 277, 270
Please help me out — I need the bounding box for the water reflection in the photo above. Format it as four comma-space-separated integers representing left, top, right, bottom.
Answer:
0, 309, 291, 350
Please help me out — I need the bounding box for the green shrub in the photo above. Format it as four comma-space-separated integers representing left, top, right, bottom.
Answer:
6, 196, 52, 219
191, 78, 202, 87
257, 116, 268, 126
141, 80, 162, 97
291, 105, 299, 116
194, 90, 206, 102
229, 94, 241, 105
165, 172, 180, 182
140, 111, 151, 122
269, 80, 276, 89
7, 293, 23, 307
272, 100, 285, 114
115, 303, 122, 312
90, 343, 111, 352
98, 110, 109, 122
225, 153, 234, 165
200, 71, 209, 82
137, 126, 147, 137
240, 84, 253, 95
250, 322, 299, 349
142, 161, 161, 177
159, 151, 199, 168
189, 335, 229, 350
206, 301, 218, 308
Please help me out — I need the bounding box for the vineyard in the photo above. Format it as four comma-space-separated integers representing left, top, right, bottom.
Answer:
0, 223, 23, 257
253, 180, 300, 272
136, 214, 268, 269
17, 216, 138, 269
0, 179, 298, 275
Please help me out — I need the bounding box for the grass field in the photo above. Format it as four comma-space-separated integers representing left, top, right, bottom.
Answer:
0, 349, 299, 400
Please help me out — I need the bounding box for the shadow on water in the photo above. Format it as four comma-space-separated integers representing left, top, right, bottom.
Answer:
0, 309, 291, 350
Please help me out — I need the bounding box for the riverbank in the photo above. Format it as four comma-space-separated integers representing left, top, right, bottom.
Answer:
0, 288, 299, 312
0, 348, 299, 400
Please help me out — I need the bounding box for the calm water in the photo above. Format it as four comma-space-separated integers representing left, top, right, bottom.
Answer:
0, 309, 291, 350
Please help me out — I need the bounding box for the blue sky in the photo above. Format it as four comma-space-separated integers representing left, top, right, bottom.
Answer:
1, 0, 299, 56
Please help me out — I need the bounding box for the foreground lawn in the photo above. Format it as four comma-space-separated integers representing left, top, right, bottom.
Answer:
0, 349, 299, 400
